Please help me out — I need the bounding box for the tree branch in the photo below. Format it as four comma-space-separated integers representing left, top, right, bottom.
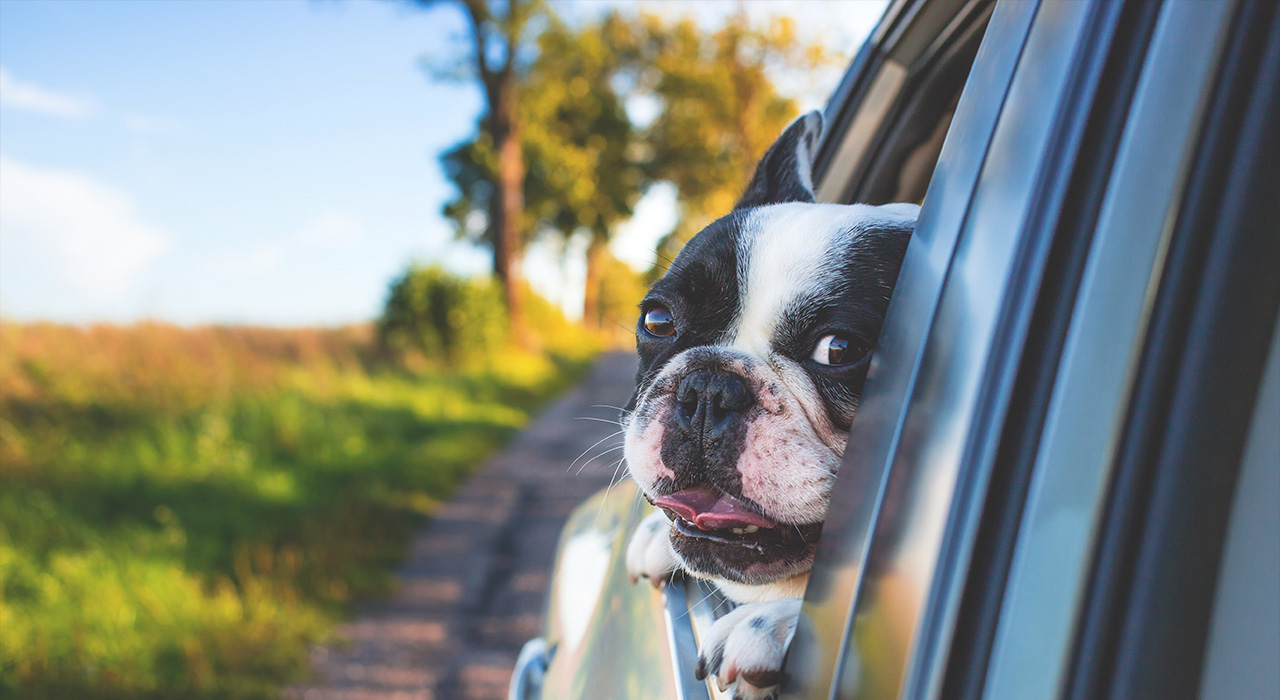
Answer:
461, 0, 497, 102
496, 0, 521, 85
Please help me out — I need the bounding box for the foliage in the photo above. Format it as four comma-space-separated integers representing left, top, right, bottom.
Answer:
587, 248, 649, 344
437, 7, 835, 309
418, 0, 547, 328
523, 14, 647, 239
378, 264, 509, 364
0, 321, 593, 698
377, 263, 606, 364
442, 12, 647, 245
440, 10, 650, 327
637, 13, 835, 260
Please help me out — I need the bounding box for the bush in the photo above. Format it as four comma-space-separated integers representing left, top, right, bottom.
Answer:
377, 265, 508, 365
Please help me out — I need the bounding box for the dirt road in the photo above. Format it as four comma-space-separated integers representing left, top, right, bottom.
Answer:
287, 351, 637, 700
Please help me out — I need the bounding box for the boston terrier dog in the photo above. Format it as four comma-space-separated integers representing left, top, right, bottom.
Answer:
623, 111, 918, 699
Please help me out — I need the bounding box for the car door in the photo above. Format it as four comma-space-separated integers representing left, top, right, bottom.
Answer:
787, 1, 1280, 700
515, 0, 1279, 698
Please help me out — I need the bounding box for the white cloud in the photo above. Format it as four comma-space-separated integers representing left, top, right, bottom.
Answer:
294, 210, 366, 249
1, 67, 183, 134
122, 111, 185, 136
0, 156, 170, 300
0, 67, 96, 119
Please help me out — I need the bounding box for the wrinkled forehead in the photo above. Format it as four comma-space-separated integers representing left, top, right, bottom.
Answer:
651, 202, 916, 358
728, 202, 914, 354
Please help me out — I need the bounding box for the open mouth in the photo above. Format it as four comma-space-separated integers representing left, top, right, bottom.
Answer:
654, 484, 820, 548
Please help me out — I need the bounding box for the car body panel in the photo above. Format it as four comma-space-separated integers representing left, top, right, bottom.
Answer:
537, 481, 684, 700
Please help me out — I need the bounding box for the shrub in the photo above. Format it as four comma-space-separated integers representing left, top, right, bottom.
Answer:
377, 265, 509, 365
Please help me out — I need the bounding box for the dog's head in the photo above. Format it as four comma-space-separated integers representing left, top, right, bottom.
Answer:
622, 111, 918, 587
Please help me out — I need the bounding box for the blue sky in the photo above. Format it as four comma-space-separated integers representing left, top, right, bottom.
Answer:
0, 0, 884, 326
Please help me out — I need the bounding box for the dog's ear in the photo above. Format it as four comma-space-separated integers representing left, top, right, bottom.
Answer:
736, 110, 824, 210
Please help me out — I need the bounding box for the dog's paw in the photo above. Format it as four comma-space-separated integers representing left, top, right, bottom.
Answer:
695, 598, 802, 700
625, 510, 680, 586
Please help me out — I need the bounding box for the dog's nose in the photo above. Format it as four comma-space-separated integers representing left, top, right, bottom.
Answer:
675, 370, 754, 435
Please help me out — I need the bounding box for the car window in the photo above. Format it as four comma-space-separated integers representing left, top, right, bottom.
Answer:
785, 1, 1062, 695
980, 4, 1238, 697
815, 1, 993, 206
786, 0, 1231, 698
1198, 320, 1280, 700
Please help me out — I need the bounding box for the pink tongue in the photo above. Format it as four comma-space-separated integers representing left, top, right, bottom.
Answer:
654, 484, 776, 531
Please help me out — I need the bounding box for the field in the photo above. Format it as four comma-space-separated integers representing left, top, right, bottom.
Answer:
0, 321, 596, 699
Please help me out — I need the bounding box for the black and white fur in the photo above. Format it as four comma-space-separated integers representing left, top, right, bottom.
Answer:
623, 111, 917, 699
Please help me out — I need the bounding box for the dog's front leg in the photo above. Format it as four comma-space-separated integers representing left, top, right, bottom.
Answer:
625, 510, 680, 585
695, 597, 802, 700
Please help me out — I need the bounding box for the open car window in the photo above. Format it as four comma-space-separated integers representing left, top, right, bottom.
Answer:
669, 0, 1007, 697
673, 2, 1004, 698
520, 2, 1279, 699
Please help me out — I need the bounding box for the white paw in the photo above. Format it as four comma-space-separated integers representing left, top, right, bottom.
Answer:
695, 598, 802, 700
626, 510, 680, 586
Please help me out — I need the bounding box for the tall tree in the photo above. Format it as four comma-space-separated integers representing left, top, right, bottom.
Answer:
434, 7, 831, 324
637, 13, 834, 265
420, 0, 542, 332
443, 11, 648, 329
522, 13, 647, 328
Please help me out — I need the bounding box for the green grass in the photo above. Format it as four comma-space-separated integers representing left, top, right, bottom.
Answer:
0, 322, 596, 699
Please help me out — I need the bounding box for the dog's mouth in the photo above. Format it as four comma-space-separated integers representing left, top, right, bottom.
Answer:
654, 484, 821, 550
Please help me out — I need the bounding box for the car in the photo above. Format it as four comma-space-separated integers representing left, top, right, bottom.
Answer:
510, 0, 1280, 698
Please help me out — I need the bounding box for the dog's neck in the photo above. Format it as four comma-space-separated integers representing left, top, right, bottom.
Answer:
709, 572, 809, 604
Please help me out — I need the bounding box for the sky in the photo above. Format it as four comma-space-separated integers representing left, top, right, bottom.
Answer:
0, 0, 886, 326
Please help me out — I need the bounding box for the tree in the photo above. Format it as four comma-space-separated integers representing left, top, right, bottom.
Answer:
432, 5, 832, 325
637, 13, 834, 265
521, 13, 648, 328
443, 11, 648, 329
378, 264, 507, 365
419, 0, 542, 333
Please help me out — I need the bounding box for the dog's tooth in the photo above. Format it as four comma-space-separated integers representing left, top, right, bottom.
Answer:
744, 525, 760, 533
732, 527, 745, 535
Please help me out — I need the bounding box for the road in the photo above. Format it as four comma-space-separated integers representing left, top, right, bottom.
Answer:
287, 351, 638, 700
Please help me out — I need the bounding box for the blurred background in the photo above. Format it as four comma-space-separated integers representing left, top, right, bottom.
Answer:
0, 0, 884, 696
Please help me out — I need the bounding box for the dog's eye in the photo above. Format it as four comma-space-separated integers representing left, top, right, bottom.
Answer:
642, 306, 676, 338
812, 334, 867, 366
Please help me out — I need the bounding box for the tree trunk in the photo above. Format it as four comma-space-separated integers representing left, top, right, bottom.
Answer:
582, 234, 608, 329
488, 84, 526, 336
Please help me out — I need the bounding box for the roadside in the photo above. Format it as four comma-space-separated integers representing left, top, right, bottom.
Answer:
287, 351, 638, 700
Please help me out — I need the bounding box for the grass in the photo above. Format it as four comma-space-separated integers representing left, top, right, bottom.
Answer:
0, 320, 597, 699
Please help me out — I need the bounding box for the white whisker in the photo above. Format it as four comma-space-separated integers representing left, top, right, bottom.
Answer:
566, 429, 625, 473
576, 444, 626, 474
573, 416, 624, 427
675, 585, 719, 621
590, 403, 632, 414
593, 456, 630, 525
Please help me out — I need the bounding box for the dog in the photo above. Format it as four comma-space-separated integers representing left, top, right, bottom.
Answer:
622, 110, 918, 699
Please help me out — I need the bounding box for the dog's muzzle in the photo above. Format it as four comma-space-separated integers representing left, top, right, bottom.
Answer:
672, 369, 754, 448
